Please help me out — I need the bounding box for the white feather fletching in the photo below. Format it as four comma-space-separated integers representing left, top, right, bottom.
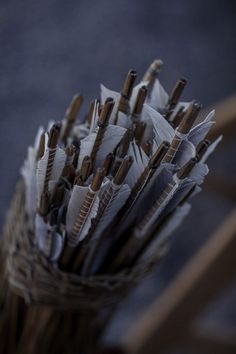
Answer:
129, 81, 148, 112
51, 147, 67, 180
143, 104, 175, 146
173, 140, 196, 167
93, 183, 130, 240
116, 111, 132, 128
78, 196, 100, 242
36, 147, 66, 202
169, 101, 190, 122
188, 110, 215, 146
73, 124, 90, 140
94, 125, 127, 168
125, 142, 149, 188
21, 146, 37, 220
100, 84, 121, 124
146, 79, 169, 110
50, 232, 64, 261
35, 214, 50, 253
188, 162, 209, 185
66, 185, 89, 235
89, 100, 100, 134
77, 132, 96, 170
34, 126, 45, 150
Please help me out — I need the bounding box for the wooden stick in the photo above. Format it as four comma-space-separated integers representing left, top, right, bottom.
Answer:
171, 105, 185, 128
82, 157, 133, 275
164, 78, 187, 120
69, 168, 105, 246
131, 86, 148, 124
90, 97, 114, 167
124, 209, 236, 354
112, 129, 134, 175
86, 100, 96, 127
114, 70, 137, 124
121, 141, 170, 217
134, 122, 146, 146
112, 158, 197, 270
75, 156, 92, 185
103, 153, 115, 176
43, 123, 61, 193
162, 102, 201, 164
61, 94, 83, 143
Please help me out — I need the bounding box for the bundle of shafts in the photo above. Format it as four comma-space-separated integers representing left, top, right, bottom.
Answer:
21, 60, 221, 274
0, 59, 221, 354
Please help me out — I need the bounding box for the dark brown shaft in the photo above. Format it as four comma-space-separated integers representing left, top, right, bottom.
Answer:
134, 122, 146, 145
112, 129, 134, 175
176, 157, 198, 179
113, 157, 198, 271
61, 94, 83, 143
75, 156, 92, 184
103, 153, 115, 176
58, 241, 76, 269
196, 139, 211, 160
115, 129, 134, 157
61, 164, 76, 185
65, 145, 76, 165
141, 140, 153, 156
90, 98, 114, 166
132, 86, 148, 123
72, 140, 80, 169
136, 181, 177, 237
114, 70, 137, 124
111, 179, 176, 271
122, 69, 137, 100
112, 179, 176, 271
90, 156, 133, 235
171, 106, 185, 128
164, 78, 187, 120
86, 100, 96, 127
121, 141, 169, 215
162, 102, 201, 164
169, 78, 187, 105
38, 191, 50, 217
113, 156, 134, 185
50, 182, 65, 207
69, 169, 105, 245
43, 123, 61, 192
178, 101, 201, 134
82, 157, 133, 275
164, 79, 186, 121
135, 157, 198, 238
177, 158, 205, 207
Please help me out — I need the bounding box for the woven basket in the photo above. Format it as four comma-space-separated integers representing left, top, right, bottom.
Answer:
2, 180, 154, 311
0, 180, 158, 354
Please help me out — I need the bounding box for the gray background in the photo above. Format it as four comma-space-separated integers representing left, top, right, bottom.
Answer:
0, 0, 236, 346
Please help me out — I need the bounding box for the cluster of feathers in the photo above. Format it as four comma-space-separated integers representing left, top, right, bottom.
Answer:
21, 60, 221, 275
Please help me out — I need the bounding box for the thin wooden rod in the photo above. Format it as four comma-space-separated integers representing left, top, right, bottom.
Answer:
124, 208, 236, 354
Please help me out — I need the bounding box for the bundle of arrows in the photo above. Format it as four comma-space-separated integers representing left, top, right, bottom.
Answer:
21, 59, 221, 276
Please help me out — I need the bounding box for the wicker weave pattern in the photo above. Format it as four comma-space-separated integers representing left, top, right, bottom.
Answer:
2, 181, 152, 311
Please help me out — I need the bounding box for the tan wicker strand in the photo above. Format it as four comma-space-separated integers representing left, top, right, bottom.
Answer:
2, 180, 153, 311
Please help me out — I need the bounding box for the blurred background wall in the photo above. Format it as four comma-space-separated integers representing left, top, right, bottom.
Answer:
0, 0, 236, 344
